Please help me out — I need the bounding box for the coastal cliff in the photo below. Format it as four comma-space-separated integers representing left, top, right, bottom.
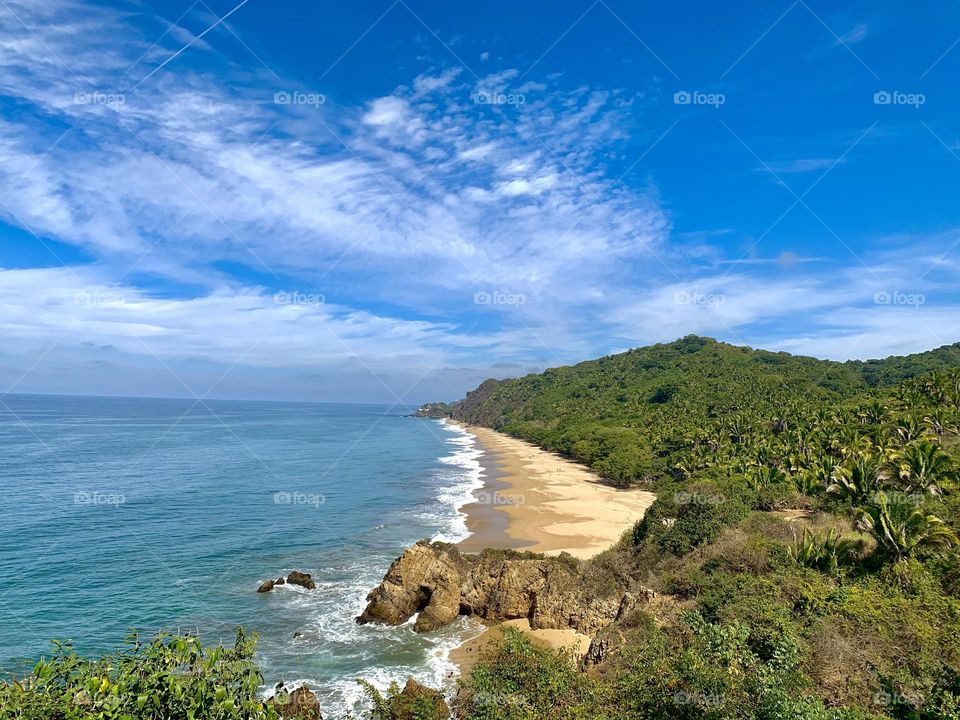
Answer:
356, 541, 661, 637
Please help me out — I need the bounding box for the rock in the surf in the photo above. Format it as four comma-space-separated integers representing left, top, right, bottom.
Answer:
257, 576, 286, 593
286, 570, 316, 589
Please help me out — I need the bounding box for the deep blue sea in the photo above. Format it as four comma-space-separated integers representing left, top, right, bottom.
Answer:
0, 394, 485, 717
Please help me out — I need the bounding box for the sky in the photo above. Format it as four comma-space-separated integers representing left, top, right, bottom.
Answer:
1, 0, 960, 403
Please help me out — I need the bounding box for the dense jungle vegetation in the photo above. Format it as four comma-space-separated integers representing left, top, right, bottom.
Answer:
448, 336, 960, 719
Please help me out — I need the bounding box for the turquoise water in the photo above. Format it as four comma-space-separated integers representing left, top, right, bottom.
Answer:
0, 394, 484, 716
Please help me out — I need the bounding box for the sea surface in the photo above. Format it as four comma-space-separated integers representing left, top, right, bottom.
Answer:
0, 394, 485, 717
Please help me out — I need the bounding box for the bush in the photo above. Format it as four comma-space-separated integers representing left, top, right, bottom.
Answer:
0, 629, 317, 720
657, 485, 750, 556
454, 628, 600, 720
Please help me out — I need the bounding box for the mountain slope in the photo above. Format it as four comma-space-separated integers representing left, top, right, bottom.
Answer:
439, 337, 960, 718
446, 336, 960, 486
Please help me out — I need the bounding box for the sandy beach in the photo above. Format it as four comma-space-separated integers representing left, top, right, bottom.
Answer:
456, 423, 656, 560
450, 423, 656, 674
449, 618, 592, 676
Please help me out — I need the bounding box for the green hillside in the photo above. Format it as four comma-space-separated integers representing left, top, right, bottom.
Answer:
449, 335, 960, 487
444, 336, 960, 719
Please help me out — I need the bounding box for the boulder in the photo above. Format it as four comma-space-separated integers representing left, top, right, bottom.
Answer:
286, 571, 316, 590
357, 541, 466, 631
257, 576, 287, 593
270, 685, 322, 719
583, 633, 613, 666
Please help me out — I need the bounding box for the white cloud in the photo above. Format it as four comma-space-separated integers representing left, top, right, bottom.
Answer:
0, 0, 956, 402
836, 22, 869, 45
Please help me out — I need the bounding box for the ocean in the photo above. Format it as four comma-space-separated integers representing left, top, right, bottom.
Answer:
0, 394, 485, 717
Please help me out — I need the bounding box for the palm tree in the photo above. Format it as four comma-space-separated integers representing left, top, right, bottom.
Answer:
857, 492, 956, 562
795, 454, 836, 495
789, 528, 861, 573
827, 455, 890, 503
858, 400, 888, 426
893, 440, 957, 496
924, 411, 947, 438
892, 416, 923, 445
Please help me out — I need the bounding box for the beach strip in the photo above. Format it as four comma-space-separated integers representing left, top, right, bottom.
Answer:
449, 423, 656, 676
455, 423, 656, 560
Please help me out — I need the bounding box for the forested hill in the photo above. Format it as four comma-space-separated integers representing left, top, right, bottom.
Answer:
445, 335, 960, 486
430, 335, 960, 717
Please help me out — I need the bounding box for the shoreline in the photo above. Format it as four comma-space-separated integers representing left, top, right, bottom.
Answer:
454, 422, 656, 560
446, 421, 656, 678
452, 427, 533, 553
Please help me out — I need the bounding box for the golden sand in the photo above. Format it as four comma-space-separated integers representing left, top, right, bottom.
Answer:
450, 423, 655, 674
456, 424, 656, 560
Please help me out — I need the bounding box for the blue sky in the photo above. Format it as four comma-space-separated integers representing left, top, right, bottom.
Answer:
1, 0, 960, 403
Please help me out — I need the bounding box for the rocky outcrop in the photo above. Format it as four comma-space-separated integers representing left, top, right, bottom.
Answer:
257, 572, 315, 593
269, 685, 322, 719
257, 577, 285, 593
356, 541, 467, 632
357, 541, 640, 637
413, 402, 452, 418
286, 571, 316, 590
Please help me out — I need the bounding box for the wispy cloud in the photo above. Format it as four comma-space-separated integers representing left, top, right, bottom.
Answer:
760, 157, 845, 174
835, 21, 870, 46
0, 0, 957, 401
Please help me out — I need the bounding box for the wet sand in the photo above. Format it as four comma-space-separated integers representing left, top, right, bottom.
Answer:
456, 423, 656, 560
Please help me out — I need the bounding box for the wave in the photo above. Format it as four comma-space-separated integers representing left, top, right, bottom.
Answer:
257, 419, 489, 719
427, 420, 485, 545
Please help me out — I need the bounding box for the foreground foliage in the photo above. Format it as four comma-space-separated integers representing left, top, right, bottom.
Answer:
0, 629, 315, 720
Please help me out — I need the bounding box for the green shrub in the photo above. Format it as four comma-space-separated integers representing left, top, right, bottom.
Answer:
0, 629, 316, 720
455, 628, 600, 720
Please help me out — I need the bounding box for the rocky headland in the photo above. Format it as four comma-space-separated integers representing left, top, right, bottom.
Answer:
355, 541, 670, 666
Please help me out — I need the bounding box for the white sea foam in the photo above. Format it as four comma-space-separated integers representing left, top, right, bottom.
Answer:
429, 419, 485, 544
256, 420, 490, 719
